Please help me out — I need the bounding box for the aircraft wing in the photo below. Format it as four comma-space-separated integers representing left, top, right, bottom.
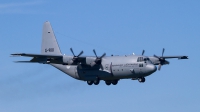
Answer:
11, 53, 64, 64
11, 53, 86, 65
11, 53, 63, 58
149, 55, 188, 67
149, 55, 188, 60
162, 56, 188, 59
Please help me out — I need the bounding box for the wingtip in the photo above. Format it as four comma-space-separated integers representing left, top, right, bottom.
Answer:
10, 53, 26, 56
13, 61, 20, 63
10, 54, 21, 57
13, 61, 34, 63
179, 56, 188, 59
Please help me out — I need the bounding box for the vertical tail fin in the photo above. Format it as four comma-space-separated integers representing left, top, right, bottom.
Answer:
41, 21, 62, 55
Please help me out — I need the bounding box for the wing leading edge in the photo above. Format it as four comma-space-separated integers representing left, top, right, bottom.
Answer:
11, 53, 87, 65
11, 53, 63, 64
162, 56, 188, 59
11, 53, 62, 58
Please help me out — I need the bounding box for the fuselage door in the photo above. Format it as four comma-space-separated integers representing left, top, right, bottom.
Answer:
139, 63, 144, 74
105, 64, 109, 70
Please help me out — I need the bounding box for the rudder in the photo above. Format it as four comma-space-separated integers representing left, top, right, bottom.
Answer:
41, 21, 61, 55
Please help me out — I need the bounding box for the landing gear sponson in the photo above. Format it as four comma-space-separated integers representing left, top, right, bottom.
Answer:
86, 79, 119, 85
138, 77, 145, 83
87, 78, 146, 85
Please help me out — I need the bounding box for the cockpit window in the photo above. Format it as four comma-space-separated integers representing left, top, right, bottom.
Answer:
144, 57, 152, 63
137, 57, 143, 62
137, 57, 152, 64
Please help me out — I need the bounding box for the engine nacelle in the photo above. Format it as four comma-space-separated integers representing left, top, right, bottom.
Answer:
149, 57, 160, 65
62, 55, 73, 64
86, 57, 96, 66
149, 57, 169, 65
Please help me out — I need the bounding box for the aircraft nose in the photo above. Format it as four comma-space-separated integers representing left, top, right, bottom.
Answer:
146, 64, 157, 73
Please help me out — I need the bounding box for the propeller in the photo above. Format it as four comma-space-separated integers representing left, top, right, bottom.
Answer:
69, 48, 83, 64
153, 48, 169, 71
91, 49, 106, 67
142, 50, 145, 55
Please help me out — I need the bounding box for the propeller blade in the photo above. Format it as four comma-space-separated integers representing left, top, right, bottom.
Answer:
100, 53, 106, 59
158, 64, 162, 71
142, 50, 145, 55
77, 51, 84, 57
69, 48, 83, 65
93, 49, 98, 58
162, 48, 165, 57
100, 64, 104, 70
154, 55, 160, 59
92, 50, 106, 66
70, 48, 75, 56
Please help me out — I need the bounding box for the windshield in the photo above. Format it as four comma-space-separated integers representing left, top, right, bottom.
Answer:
137, 57, 143, 62
144, 57, 153, 64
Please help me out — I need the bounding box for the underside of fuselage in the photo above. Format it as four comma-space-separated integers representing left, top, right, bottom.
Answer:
51, 62, 156, 82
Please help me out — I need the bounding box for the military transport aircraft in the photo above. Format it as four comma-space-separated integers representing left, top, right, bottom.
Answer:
11, 21, 188, 85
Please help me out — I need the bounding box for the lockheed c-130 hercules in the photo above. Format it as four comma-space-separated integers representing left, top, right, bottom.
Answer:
11, 21, 188, 85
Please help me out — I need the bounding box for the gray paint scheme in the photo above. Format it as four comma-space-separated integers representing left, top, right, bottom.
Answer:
11, 21, 188, 85
41, 21, 61, 55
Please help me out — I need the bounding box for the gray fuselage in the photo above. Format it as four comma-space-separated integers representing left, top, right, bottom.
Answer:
52, 55, 157, 81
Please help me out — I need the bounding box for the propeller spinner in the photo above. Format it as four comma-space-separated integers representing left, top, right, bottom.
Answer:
154, 48, 169, 71
91, 49, 106, 67
69, 48, 83, 64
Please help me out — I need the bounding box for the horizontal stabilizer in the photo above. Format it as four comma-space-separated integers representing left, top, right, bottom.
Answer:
11, 53, 62, 58
14, 61, 37, 63
11, 53, 63, 64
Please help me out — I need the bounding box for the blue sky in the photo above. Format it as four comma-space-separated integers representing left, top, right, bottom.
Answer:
0, 0, 199, 112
